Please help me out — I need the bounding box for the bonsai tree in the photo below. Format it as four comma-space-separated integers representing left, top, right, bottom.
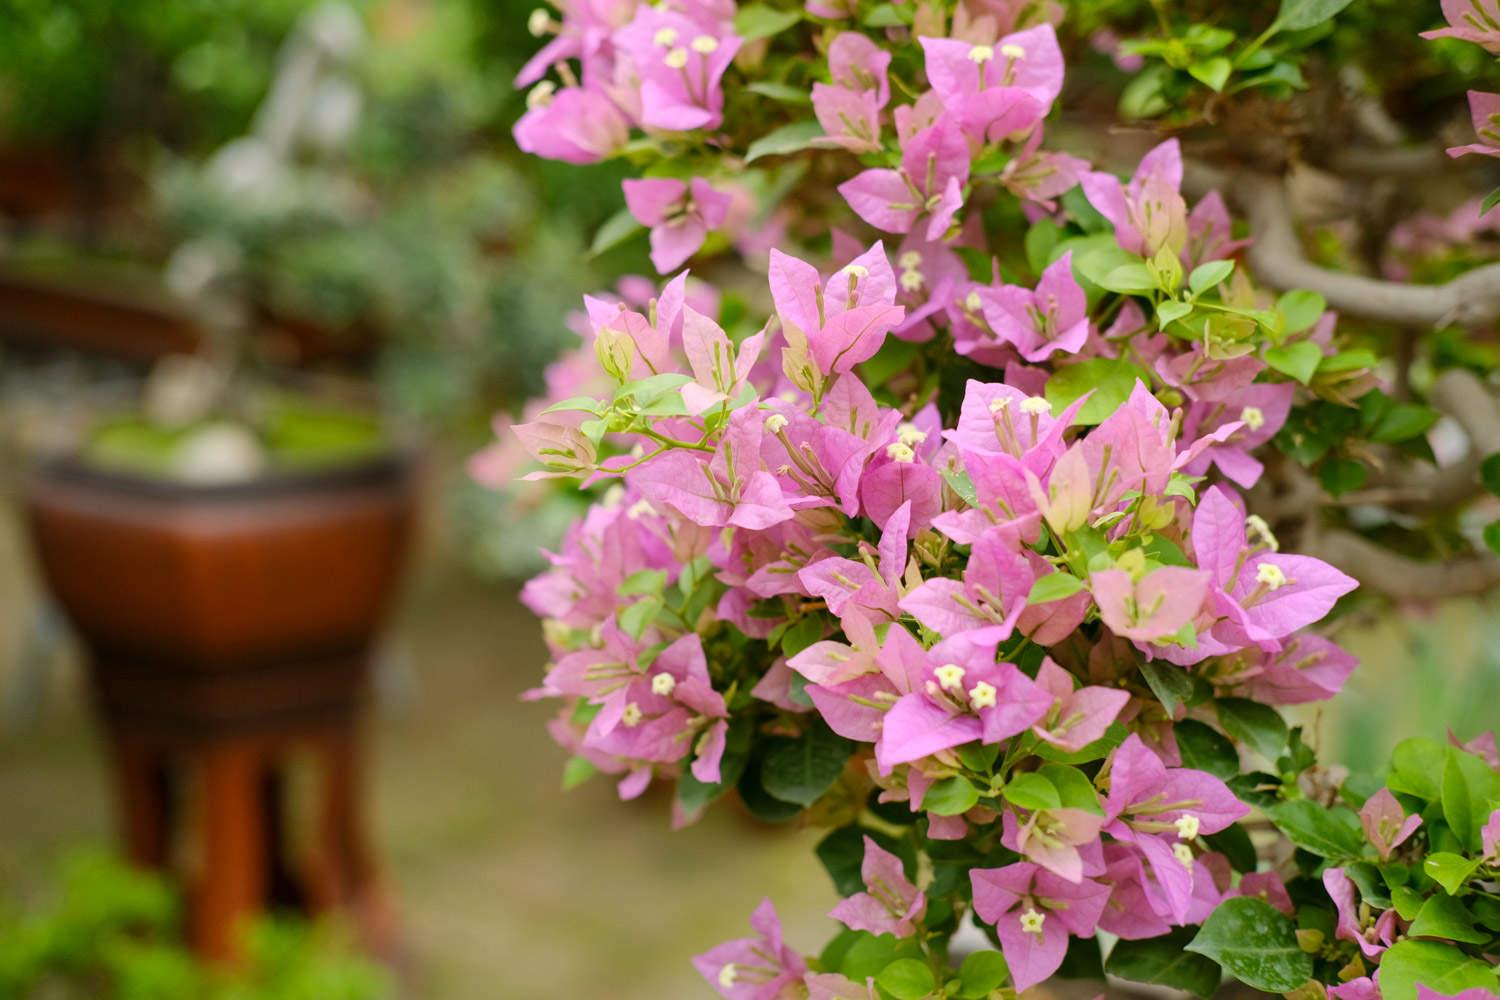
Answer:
501, 0, 1500, 996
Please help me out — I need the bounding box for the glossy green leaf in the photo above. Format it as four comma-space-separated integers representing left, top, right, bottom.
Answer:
745, 120, 824, 163
1265, 800, 1364, 860
1045, 359, 1149, 426
1277, 0, 1355, 30
954, 951, 1009, 998
1028, 573, 1088, 605
760, 722, 855, 806
733, 3, 802, 39
1002, 772, 1061, 811
1216, 698, 1288, 761
1376, 940, 1499, 1000
1263, 341, 1322, 384
1175, 719, 1240, 780
926, 775, 981, 816
1425, 853, 1482, 895
589, 208, 645, 257
1408, 893, 1489, 944
1108, 929, 1222, 998
1188, 898, 1311, 993
877, 958, 936, 1000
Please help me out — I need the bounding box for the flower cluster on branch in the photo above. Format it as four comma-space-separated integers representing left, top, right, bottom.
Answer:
496, 1, 1500, 997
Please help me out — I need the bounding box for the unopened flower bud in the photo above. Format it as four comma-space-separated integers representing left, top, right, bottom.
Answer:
595, 326, 635, 382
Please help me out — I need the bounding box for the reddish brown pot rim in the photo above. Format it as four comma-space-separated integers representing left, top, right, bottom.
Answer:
32, 442, 424, 504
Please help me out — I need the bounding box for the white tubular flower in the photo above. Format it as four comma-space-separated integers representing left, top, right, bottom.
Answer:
935, 663, 966, 691
650, 673, 677, 697
1255, 563, 1288, 591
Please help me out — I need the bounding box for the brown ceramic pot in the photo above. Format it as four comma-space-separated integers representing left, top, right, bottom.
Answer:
24, 448, 420, 960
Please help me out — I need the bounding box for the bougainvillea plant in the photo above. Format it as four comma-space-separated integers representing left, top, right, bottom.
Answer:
492, 0, 1500, 996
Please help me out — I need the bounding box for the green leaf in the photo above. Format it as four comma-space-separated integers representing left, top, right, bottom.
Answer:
589, 208, 646, 257
1484, 521, 1500, 557
1263, 341, 1322, 384
1002, 771, 1061, 811
1187, 897, 1313, 993
1277, 289, 1326, 334
619, 569, 667, 596
1369, 403, 1438, 444
1157, 300, 1193, 329
733, 3, 802, 39
1481, 454, 1500, 497
1445, 747, 1500, 851
781, 614, 824, 658
1140, 662, 1199, 717
1425, 853, 1482, 895
1264, 800, 1364, 860
861, 2, 912, 26
1099, 261, 1160, 295
955, 951, 1009, 998
760, 722, 855, 806
619, 595, 663, 639
1205, 823, 1258, 874
1320, 458, 1368, 498
1108, 929, 1223, 998
1189, 260, 1235, 296
1216, 698, 1288, 761
1409, 894, 1490, 944
1028, 573, 1088, 605
1045, 359, 1149, 426
745, 120, 823, 163
1039, 764, 1103, 814
1376, 940, 1499, 1000
877, 958, 936, 1000
1025, 219, 1061, 276
561, 755, 598, 791
1482, 186, 1500, 217
746, 81, 811, 104
1175, 719, 1240, 780
737, 753, 803, 822
1188, 57, 1232, 92
1389, 737, 1446, 801
925, 776, 981, 816
1277, 0, 1355, 31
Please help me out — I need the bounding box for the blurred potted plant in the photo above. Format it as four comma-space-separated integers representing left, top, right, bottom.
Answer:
22, 3, 420, 962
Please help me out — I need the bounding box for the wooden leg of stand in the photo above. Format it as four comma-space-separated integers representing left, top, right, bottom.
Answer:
194, 742, 265, 962
112, 734, 170, 869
